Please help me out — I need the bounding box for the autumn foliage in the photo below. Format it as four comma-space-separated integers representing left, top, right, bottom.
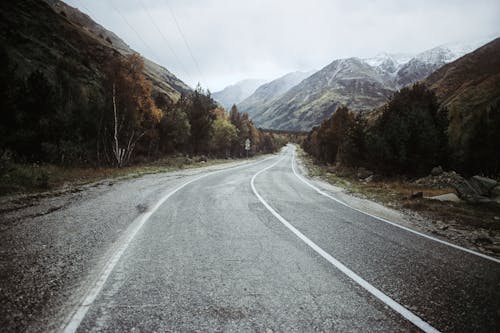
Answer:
0, 49, 283, 169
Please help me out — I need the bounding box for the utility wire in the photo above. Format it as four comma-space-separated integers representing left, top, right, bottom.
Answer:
138, 0, 194, 83
79, 4, 95, 18
108, 0, 162, 62
163, 0, 206, 86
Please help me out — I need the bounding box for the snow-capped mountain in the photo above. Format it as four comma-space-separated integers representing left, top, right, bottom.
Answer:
249, 37, 497, 131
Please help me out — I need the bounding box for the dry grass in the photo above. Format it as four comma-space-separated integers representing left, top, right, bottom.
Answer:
0, 156, 237, 197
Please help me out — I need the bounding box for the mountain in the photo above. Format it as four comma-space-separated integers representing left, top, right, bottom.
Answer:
424, 37, 500, 151
0, 0, 190, 103
237, 71, 313, 117
251, 40, 493, 131
253, 58, 395, 130
212, 79, 266, 109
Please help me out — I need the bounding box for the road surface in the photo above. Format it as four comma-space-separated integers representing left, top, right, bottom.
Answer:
59, 145, 499, 332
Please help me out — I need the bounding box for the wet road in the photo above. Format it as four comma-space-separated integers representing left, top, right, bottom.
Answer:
64, 146, 500, 332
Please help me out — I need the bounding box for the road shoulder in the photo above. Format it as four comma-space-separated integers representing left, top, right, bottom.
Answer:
293, 146, 500, 260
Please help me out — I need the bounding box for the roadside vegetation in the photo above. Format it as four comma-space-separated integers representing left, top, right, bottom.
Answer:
0, 49, 287, 196
297, 146, 500, 253
302, 83, 500, 178
299, 83, 500, 253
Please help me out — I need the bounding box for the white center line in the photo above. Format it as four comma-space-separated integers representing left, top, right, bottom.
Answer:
250, 151, 441, 333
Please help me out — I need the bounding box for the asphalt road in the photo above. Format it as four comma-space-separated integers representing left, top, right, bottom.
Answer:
62, 145, 500, 332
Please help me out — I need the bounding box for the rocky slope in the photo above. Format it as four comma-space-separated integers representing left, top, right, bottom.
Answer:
0, 0, 190, 103
237, 71, 313, 117
425, 37, 500, 151
212, 79, 266, 109
251, 40, 493, 131
253, 58, 395, 130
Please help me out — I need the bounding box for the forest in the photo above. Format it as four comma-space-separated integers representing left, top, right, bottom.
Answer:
302, 83, 500, 177
0, 50, 284, 170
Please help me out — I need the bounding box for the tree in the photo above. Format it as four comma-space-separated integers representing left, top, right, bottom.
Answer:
340, 112, 368, 166
187, 84, 216, 154
0, 47, 20, 156
210, 116, 238, 157
366, 83, 448, 176
303, 106, 354, 163
159, 95, 191, 153
103, 53, 159, 166
13, 70, 59, 161
464, 101, 500, 176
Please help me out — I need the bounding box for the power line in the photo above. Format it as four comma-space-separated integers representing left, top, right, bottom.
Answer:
138, 0, 194, 83
163, 0, 206, 85
108, 0, 161, 62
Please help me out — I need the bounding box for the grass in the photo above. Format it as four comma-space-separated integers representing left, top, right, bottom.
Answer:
296, 147, 500, 232
0, 155, 242, 198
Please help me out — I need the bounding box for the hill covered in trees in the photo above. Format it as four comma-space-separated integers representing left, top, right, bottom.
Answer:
0, 0, 284, 178
303, 38, 500, 177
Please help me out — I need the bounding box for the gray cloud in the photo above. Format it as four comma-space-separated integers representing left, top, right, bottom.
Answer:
66, 0, 500, 90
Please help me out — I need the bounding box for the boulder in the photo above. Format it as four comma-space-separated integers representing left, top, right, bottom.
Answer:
452, 178, 484, 203
357, 167, 373, 180
428, 193, 461, 203
430, 166, 444, 176
469, 176, 498, 196
414, 170, 463, 189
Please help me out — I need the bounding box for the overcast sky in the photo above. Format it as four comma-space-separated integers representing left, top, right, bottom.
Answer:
65, 0, 499, 91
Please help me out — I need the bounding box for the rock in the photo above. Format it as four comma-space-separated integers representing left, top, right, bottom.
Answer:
414, 170, 464, 189
431, 166, 443, 176
197, 155, 208, 162
452, 178, 484, 203
428, 193, 461, 203
469, 176, 498, 196
409, 191, 423, 199
357, 167, 373, 180
136, 204, 148, 213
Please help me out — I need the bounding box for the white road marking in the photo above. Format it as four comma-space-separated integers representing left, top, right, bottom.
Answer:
61, 154, 279, 333
290, 147, 500, 264
250, 153, 441, 333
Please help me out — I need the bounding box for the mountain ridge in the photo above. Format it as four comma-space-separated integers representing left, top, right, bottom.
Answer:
424, 37, 500, 151
212, 79, 266, 109
237, 71, 314, 117
0, 0, 190, 104
248, 39, 496, 131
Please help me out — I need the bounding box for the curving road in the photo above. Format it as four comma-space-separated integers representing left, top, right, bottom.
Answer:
62, 145, 500, 332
